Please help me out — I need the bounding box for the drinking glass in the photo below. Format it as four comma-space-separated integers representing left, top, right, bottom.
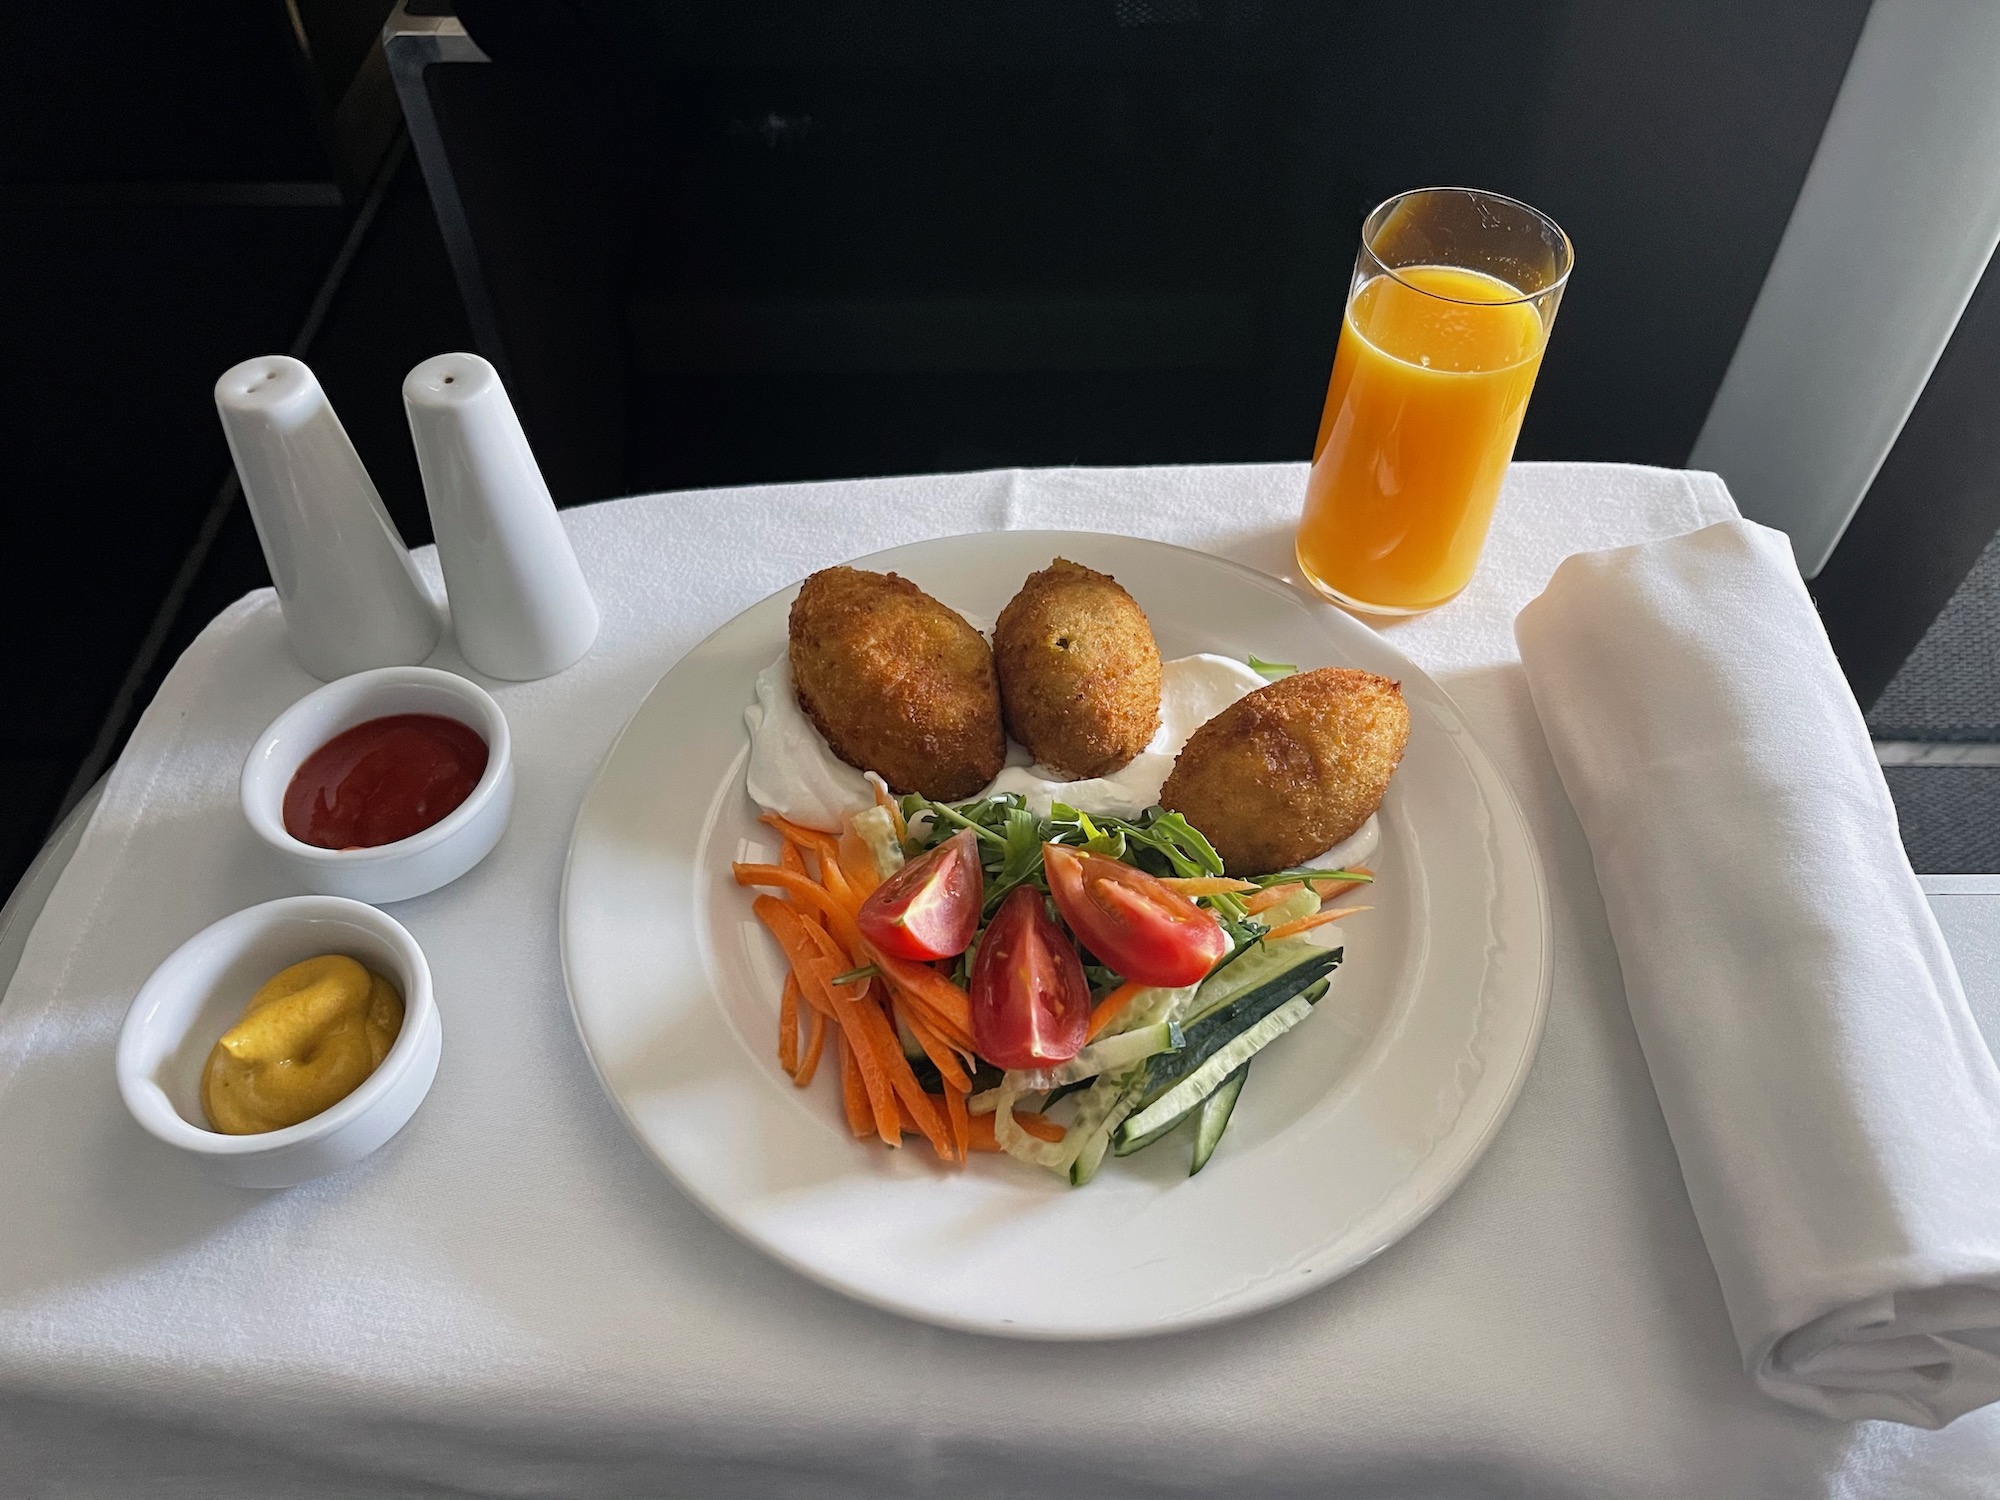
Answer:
1297, 187, 1571, 614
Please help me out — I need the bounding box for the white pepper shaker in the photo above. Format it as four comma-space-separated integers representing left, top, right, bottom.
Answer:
214, 356, 441, 680
402, 353, 599, 681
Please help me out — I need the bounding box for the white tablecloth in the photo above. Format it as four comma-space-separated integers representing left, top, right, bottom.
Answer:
4, 462, 1995, 1498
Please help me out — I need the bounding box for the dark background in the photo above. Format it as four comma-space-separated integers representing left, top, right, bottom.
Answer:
20, 0, 1995, 898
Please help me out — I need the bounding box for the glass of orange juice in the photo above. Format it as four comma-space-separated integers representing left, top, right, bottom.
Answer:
1297, 187, 1572, 614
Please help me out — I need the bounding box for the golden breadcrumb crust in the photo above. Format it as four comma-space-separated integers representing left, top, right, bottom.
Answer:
788, 566, 1005, 800
992, 558, 1162, 779
1160, 667, 1408, 875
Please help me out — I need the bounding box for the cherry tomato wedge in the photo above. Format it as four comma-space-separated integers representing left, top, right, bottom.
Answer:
855, 828, 983, 961
1041, 844, 1228, 988
969, 886, 1091, 1070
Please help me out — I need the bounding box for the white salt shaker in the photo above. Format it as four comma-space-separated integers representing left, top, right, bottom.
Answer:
402, 353, 599, 681
215, 356, 441, 680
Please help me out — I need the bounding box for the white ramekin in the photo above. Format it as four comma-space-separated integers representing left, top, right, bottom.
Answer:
115, 895, 441, 1189
241, 665, 513, 905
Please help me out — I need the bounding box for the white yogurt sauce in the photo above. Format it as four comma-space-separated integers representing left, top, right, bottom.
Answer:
744, 657, 879, 832
985, 653, 1268, 820
1309, 815, 1380, 873
744, 650, 1382, 869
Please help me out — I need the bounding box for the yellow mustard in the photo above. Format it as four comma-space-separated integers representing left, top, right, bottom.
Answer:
201, 955, 404, 1134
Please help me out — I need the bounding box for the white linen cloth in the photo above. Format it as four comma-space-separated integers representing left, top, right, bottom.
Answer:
2, 463, 1997, 1498
1514, 519, 2000, 1427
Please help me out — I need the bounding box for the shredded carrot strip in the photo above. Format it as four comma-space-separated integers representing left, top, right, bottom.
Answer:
872, 778, 908, 842
789, 908, 856, 972
1242, 867, 1377, 912
1309, 868, 1373, 899
898, 1093, 963, 1160
864, 943, 974, 1036
1086, 979, 1149, 1041
836, 824, 884, 900
791, 967, 841, 1018
874, 977, 973, 1054
1309, 879, 1363, 900
856, 999, 952, 1155
817, 850, 864, 920
744, 802, 1059, 1163
792, 932, 913, 1081
851, 998, 952, 1156
902, 1008, 973, 1059
838, 1035, 870, 1136
751, 898, 845, 1016
1016, 1110, 1066, 1143
796, 1009, 827, 1088
751, 899, 832, 1000
898, 1081, 953, 1161
944, 1081, 970, 1163
778, 972, 801, 1075
758, 812, 839, 861
840, 1002, 903, 1147
734, 863, 864, 952
1158, 876, 1257, 897
900, 1002, 970, 1092
1262, 906, 1371, 943
967, 1110, 1065, 1151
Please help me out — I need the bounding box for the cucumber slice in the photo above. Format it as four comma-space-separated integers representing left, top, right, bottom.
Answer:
1110, 1100, 1192, 1157
1014, 1021, 1181, 1091
991, 946, 1337, 1183
1185, 935, 1336, 1026
1250, 883, 1321, 934
1116, 980, 1327, 1147
1129, 950, 1340, 1108
1110, 1058, 1248, 1162
988, 1025, 1182, 1181
1189, 1063, 1248, 1174
1067, 1073, 1148, 1186
1093, 979, 1199, 1040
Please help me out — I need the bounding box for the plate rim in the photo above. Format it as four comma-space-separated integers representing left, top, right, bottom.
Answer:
559, 528, 1553, 1338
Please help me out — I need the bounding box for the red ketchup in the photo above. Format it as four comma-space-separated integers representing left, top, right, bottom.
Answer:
283, 714, 489, 850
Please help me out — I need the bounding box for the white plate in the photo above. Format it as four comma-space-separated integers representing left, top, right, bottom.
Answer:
561, 531, 1550, 1338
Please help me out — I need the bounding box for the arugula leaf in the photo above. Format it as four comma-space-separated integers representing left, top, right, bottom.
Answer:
1083, 962, 1123, 994
891, 794, 1254, 921
1248, 654, 1297, 681
1251, 866, 1376, 887
1201, 917, 1270, 981
903, 794, 1007, 848
984, 801, 1049, 916
1148, 810, 1226, 875
1207, 890, 1251, 924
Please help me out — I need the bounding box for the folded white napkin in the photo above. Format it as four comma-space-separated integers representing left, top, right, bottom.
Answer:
1515, 517, 2000, 1428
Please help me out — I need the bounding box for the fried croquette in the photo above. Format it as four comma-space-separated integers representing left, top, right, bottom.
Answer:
1160, 667, 1408, 876
992, 559, 1162, 779
788, 566, 1005, 800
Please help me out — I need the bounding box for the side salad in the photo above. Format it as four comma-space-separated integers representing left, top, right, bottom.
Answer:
734, 789, 1370, 1184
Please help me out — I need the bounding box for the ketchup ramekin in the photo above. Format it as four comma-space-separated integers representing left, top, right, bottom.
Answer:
241, 665, 513, 905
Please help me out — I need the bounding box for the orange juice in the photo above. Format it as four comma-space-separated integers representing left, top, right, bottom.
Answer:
1298, 264, 1549, 613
